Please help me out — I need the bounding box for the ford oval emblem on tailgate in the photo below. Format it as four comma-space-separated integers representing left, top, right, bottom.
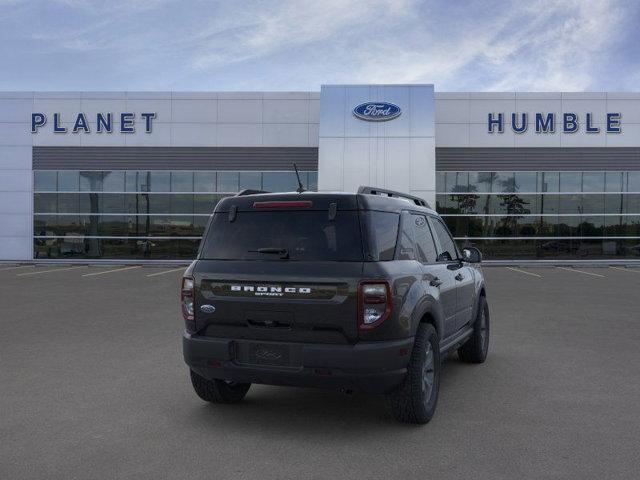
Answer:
200, 304, 216, 314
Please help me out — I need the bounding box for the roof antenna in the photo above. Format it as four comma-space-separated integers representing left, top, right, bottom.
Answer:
293, 162, 305, 193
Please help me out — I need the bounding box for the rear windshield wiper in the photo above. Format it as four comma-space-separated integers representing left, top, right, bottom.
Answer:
249, 247, 290, 259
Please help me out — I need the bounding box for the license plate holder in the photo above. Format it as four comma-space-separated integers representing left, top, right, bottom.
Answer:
246, 342, 291, 367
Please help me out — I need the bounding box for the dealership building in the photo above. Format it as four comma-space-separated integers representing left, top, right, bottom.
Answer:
1, 84, 639, 262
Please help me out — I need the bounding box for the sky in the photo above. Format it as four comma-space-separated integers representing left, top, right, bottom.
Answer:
0, 0, 638, 92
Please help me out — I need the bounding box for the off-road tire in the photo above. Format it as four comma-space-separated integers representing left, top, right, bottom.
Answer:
458, 295, 490, 364
190, 370, 251, 404
386, 323, 440, 424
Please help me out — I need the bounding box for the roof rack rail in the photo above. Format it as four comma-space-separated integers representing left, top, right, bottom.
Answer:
357, 186, 430, 208
236, 189, 270, 196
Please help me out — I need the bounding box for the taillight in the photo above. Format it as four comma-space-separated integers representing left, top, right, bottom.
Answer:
181, 276, 195, 324
358, 281, 392, 330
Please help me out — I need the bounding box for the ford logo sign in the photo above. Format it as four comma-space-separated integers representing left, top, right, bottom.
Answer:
200, 304, 216, 314
353, 102, 401, 122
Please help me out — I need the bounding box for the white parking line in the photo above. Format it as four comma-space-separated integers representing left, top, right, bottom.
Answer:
0, 265, 34, 272
146, 267, 185, 277
17, 266, 86, 276
609, 266, 640, 274
82, 265, 142, 277
557, 266, 606, 278
506, 267, 542, 278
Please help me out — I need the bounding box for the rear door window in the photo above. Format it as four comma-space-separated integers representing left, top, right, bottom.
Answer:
396, 212, 416, 260
429, 217, 459, 262
201, 210, 363, 261
412, 214, 438, 263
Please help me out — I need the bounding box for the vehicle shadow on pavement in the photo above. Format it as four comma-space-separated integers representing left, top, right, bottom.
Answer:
180, 355, 483, 434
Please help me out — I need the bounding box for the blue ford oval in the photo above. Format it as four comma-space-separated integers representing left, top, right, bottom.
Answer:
353, 102, 402, 122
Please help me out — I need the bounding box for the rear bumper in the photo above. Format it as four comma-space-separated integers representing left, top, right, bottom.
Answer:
183, 333, 414, 394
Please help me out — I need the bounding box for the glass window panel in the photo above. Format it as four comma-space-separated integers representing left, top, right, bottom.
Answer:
467, 217, 484, 237
514, 172, 537, 192
623, 194, 640, 215
623, 216, 640, 237
604, 216, 623, 236
488, 195, 508, 215
605, 172, 623, 192
171, 172, 194, 192
147, 194, 171, 214
540, 194, 559, 214
217, 172, 239, 192
262, 172, 298, 192
539, 216, 558, 236
79, 172, 103, 192
193, 216, 209, 235
580, 216, 604, 236
494, 172, 515, 192
443, 216, 467, 238
101, 193, 125, 214
57, 193, 80, 213
581, 194, 604, 214
559, 194, 581, 214
171, 194, 194, 214
307, 172, 318, 191
605, 194, 624, 214
435, 172, 445, 192
412, 215, 438, 263
98, 216, 127, 236
102, 171, 125, 192
34, 171, 57, 191
538, 172, 559, 192
239, 172, 262, 191
435, 194, 448, 213
429, 217, 459, 261
582, 172, 604, 193
148, 171, 170, 192
469, 172, 493, 193
559, 172, 582, 192
57, 171, 79, 192
558, 216, 581, 236
126, 171, 147, 192
194, 172, 216, 192
34, 193, 57, 213
194, 194, 218, 214
445, 172, 468, 193
515, 216, 539, 237
628, 172, 640, 192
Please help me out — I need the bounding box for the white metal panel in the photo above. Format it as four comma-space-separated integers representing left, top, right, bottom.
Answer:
318, 86, 345, 137
218, 99, 262, 123
125, 99, 171, 123
171, 99, 217, 123
0, 192, 31, 214
0, 98, 33, 122
216, 124, 262, 146
0, 214, 32, 237
469, 123, 515, 147
317, 137, 344, 190
560, 128, 607, 147
606, 124, 640, 146
435, 123, 469, 147
0, 146, 31, 170
123, 124, 171, 146
171, 123, 217, 146
0, 170, 31, 192
263, 100, 309, 124
32, 125, 81, 146
435, 99, 469, 124
0, 236, 32, 260
263, 124, 309, 147
80, 126, 127, 146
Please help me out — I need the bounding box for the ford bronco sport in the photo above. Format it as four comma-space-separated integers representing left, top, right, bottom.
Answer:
182, 186, 489, 424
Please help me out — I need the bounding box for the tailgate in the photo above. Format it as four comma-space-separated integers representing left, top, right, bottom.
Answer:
193, 260, 363, 344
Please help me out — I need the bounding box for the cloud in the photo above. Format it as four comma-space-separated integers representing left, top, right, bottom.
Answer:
0, 0, 637, 91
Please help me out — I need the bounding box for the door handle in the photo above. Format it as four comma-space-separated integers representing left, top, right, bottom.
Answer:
455, 273, 464, 281
429, 277, 443, 287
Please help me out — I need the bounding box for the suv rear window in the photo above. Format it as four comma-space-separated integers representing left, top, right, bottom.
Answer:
200, 211, 364, 261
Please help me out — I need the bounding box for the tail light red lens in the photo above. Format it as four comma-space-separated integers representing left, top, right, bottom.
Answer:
181, 276, 195, 322
358, 281, 392, 330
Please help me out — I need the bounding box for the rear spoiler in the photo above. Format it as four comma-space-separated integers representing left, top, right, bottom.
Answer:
357, 186, 430, 208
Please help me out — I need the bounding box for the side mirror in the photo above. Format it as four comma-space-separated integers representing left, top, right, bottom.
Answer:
462, 246, 482, 263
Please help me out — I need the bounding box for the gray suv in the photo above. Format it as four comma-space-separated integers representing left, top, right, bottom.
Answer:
182, 186, 489, 424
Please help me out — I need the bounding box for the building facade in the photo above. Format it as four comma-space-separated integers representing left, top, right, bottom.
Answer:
1, 86, 639, 262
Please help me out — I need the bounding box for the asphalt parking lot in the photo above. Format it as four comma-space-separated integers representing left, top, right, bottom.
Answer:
1, 264, 640, 479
